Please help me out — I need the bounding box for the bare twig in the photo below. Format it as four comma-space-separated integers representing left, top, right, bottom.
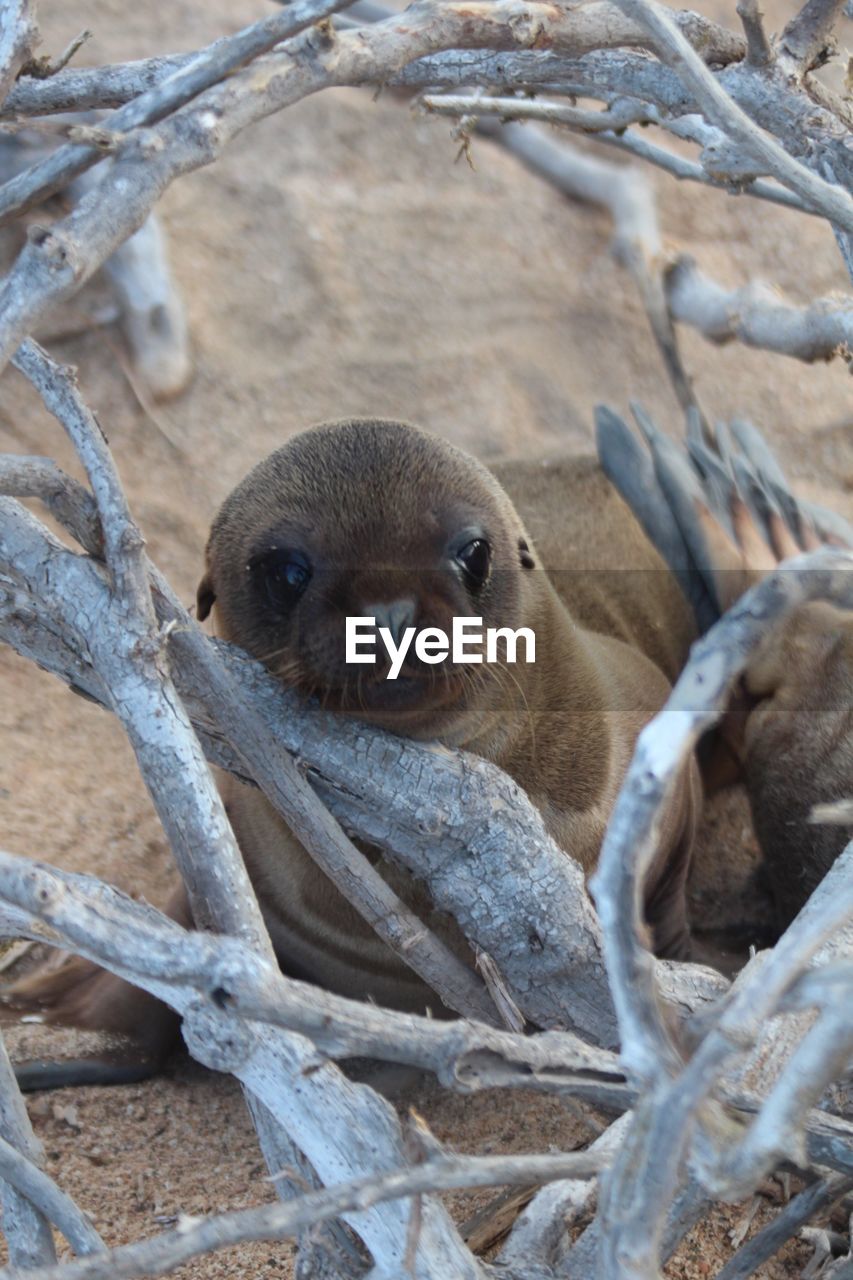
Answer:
22, 29, 91, 80
472, 115, 700, 417
0, 1130, 103, 1257
591, 127, 817, 215
422, 91, 652, 133
0, 454, 101, 553
3, 54, 196, 117
0, 1149, 605, 1280
665, 256, 853, 365
421, 91, 819, 216
736, 0, 774, 67
96, 214, 192, 402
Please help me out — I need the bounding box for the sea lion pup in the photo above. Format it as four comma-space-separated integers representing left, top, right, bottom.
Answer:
5, 418, 702, 1078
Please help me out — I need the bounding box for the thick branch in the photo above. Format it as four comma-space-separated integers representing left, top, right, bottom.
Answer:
778, 0, 844, 71
0, 2, 37, 109
591, 548, 853, 1086
151, 570, 501, 1027
0, 495, 729, 1043
587, 553, 853, 1277
0, 452, 499, 1026
0, 848, 626, 1101
7, 348, 481, 1277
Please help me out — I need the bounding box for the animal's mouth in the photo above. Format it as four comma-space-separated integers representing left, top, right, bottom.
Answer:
325, 667, 469, 725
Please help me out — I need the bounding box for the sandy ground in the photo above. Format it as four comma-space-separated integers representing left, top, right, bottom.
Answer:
0, 0, 852, 1274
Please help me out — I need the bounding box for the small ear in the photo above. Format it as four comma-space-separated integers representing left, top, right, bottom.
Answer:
196, 571, 216, 622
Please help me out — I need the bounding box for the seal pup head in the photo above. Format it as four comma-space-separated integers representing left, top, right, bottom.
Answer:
197, 419, 542, 740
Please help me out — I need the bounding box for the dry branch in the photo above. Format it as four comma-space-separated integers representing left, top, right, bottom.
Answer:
468, 115, 700, 416
592, 548, 853, 1086
0, 0, 358, 225
0, 1148, 605, 1280
0, 0, 823, 379
736, 0, 774, 68
0, 1127, 103, 1258
4, 343, 481, 1279
1, 483, 733, 1045
665, 256, 853, 364
0, 454, 100, 551
611, 0, 853, 235
586, 555, 853, 1277
2, 54, 195, 117
778, 0, 845, 71
0, 1, 37, 110
0, 1033, 55, 1269
421, 92, 817, 216
0, 848, 627, 1103
93, 211, 191, 403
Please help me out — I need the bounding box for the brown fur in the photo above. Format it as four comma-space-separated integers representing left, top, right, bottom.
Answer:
6, 421, 703, 1054
742, 601, 853, 926
688, 484, 853, 927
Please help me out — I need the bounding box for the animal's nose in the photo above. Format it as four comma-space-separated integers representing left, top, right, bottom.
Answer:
364, 598, 417, 649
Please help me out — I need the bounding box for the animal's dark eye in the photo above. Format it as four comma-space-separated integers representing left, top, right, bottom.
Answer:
250, 548, 312, 612
456, 538, 491, 591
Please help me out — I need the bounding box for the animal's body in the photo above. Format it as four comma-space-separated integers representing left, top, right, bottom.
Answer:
6, 418, 850, 1076
210, 440, 699, 1015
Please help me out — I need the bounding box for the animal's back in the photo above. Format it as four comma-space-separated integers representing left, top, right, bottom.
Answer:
491, 454, 697, 682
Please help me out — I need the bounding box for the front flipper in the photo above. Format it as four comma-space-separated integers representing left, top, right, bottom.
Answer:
1, 952, 180, 1090
595, 404, 851, 624
0, 882, 190, 1090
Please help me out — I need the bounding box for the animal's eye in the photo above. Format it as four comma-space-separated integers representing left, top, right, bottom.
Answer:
250, 548, 312, 612
456, 538, 491, 591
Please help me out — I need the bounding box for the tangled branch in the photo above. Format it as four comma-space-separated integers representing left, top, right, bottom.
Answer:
0, 0, 852, 1274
